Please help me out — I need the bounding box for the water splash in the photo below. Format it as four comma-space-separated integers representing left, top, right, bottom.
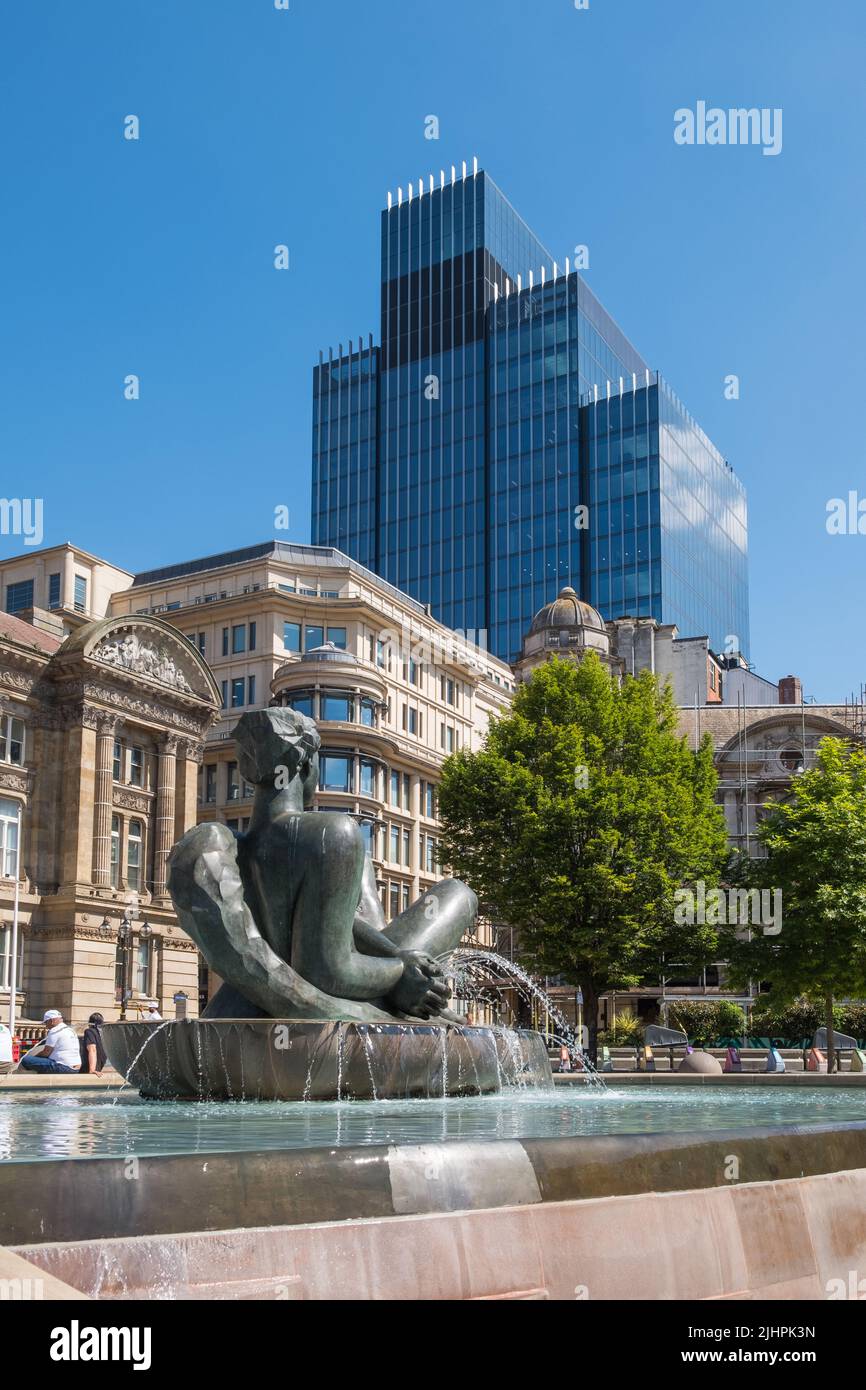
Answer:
446, 949, 606, 1090
110, 1020, 173, 1104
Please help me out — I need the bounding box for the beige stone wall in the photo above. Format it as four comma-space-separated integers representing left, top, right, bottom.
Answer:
0, 612, 218, 1030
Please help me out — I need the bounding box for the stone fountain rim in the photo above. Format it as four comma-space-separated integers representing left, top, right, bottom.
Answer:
101, 1017, 526, 1032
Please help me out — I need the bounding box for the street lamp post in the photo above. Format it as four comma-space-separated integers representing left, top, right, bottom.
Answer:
101, 911, 151, 1020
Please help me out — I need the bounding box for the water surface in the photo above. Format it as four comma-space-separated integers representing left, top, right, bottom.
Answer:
2, 1084, 865, 1163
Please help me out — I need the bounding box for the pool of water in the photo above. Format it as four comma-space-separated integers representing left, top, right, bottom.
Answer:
2, 1085, 866, 1162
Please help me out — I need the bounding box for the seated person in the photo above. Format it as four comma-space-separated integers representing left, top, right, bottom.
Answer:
19, 1009, 81, 1074
0, 1022, 13, 1075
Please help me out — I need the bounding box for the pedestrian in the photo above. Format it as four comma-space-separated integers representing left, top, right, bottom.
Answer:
80, 1012, 107, 1076
558, 1043, 572, 1073
144, 1000, 162, 1021
0, 1022, 12, 1075
18, 1010, 81, 1074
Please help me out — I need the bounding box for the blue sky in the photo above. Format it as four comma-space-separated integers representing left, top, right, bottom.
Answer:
1, 0, 864, 701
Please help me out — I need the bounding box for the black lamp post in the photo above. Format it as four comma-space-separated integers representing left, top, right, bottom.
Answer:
100, 911, 151, 1020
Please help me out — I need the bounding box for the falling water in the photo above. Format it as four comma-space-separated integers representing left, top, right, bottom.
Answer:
110, 1020, 173, 1105
447, 949, 606, 1090
360, 1027, 379, 1101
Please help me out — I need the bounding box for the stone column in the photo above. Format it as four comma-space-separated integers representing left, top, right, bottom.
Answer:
153, 735, 179, 898
175, 737, 204, 845
92, 713, 118, 886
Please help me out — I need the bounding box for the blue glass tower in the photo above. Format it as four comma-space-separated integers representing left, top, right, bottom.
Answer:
312, 165, 749, 662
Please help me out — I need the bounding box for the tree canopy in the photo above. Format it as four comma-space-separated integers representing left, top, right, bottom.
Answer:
438, 653, 729, 1049
722, 737, 866, 1069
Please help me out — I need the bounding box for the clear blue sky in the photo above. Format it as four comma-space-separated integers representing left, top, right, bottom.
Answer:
1, 0, 864, 701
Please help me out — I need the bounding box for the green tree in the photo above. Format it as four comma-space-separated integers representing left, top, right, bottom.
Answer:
437, 654, 728, 1055
723, 739, 866, 1072
667, 999, 745, 1044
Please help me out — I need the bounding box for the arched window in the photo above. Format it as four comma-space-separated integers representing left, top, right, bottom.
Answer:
127, 820, 143, 892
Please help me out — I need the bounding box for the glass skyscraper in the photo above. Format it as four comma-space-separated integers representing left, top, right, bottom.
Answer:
312, 165, 749, 663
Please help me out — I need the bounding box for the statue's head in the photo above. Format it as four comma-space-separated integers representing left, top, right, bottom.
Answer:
233, 708, 321, 803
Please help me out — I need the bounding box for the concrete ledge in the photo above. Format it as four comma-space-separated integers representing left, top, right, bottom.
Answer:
15, 1164, 866, 1301
555, 1071, 866, 1086
4, 1122, 866, 1246
0, 1072, 120, 1092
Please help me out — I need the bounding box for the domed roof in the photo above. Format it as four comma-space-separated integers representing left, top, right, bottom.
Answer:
300, 641, 360, 665
529, 587, 606, 636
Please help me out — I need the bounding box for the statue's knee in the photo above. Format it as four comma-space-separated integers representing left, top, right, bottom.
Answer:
435, 878, 478, 920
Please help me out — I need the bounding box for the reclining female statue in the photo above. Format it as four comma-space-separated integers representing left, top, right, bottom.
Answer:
168, 707, 478, 1023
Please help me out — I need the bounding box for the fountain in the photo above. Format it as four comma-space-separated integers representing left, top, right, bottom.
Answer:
102, 708, 553, 1100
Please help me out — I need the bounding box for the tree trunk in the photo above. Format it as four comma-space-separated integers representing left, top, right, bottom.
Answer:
825, 993, 836, 1074
580, 977, 600, 1063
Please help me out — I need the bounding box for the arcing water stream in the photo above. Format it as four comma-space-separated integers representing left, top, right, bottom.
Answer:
445, 948, 606, 1089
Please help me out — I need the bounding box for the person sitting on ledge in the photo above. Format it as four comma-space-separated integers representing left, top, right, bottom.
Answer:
169, 707, 478, 1022
19, 1009, 82, 1074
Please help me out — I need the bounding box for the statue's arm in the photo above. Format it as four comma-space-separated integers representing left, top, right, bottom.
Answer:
168, 825, 394, 1023
352, 855, 401, 959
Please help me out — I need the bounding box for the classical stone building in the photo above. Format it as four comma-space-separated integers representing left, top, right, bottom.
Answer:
109, 541, 515, 931
5, 536, 859, 1037
513, 586, 866, 1032
677, 701, 864, 859
0, 607, 219, 1029
515, 585, 725, 707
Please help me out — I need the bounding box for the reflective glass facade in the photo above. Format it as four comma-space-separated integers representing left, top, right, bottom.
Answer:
580, 378, 749, 658
311, 168, 750, 663
312, 342, 379, 570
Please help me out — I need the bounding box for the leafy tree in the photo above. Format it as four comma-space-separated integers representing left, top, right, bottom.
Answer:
438, 654, 728, 1056
722, 739, 866, 1072
667, 999, 745, 1044
750, 995, 838, 1044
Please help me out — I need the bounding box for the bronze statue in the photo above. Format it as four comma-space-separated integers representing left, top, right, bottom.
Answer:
168, 708, 477, 1023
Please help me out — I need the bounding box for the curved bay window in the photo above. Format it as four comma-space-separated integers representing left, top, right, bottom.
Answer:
286, 691, 314, 718
280, 688, 380, 729
319, 752, 353, 793
359, 758, 377, 798
321, 691, 353, 723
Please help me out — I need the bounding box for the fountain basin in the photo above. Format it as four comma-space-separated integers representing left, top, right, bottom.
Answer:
101, 1018, 553, 1101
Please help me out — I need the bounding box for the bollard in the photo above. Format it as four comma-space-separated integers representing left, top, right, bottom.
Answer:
601, 1045, 613, 1073
852, 1049, 866, 1073
766, 1048, 785, 1073
637, 1044, 655, 1073
807, 1047, 827, 1073
723, 1045, 742, 1074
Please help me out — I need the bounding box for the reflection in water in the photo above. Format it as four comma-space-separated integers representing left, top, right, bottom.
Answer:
1, 1086, 865, 1164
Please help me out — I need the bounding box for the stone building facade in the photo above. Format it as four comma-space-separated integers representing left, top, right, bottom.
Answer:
109, 542, 515, 933
515, 586, 725, 706
0, 608, 219, 1029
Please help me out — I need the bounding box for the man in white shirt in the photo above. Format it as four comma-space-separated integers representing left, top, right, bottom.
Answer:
0, 1023, 13, 1074
144, 1000, 163, 1021
19, 1009, 81, 1074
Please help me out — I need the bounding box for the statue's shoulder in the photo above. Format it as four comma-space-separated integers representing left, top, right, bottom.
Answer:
168, 821, 238, 880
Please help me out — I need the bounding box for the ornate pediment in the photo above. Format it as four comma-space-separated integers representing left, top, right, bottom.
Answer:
56, 616, 221, 710
92, 630, 195, 693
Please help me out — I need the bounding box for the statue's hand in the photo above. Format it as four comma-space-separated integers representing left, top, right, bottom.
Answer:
387, 951, 450, 1020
